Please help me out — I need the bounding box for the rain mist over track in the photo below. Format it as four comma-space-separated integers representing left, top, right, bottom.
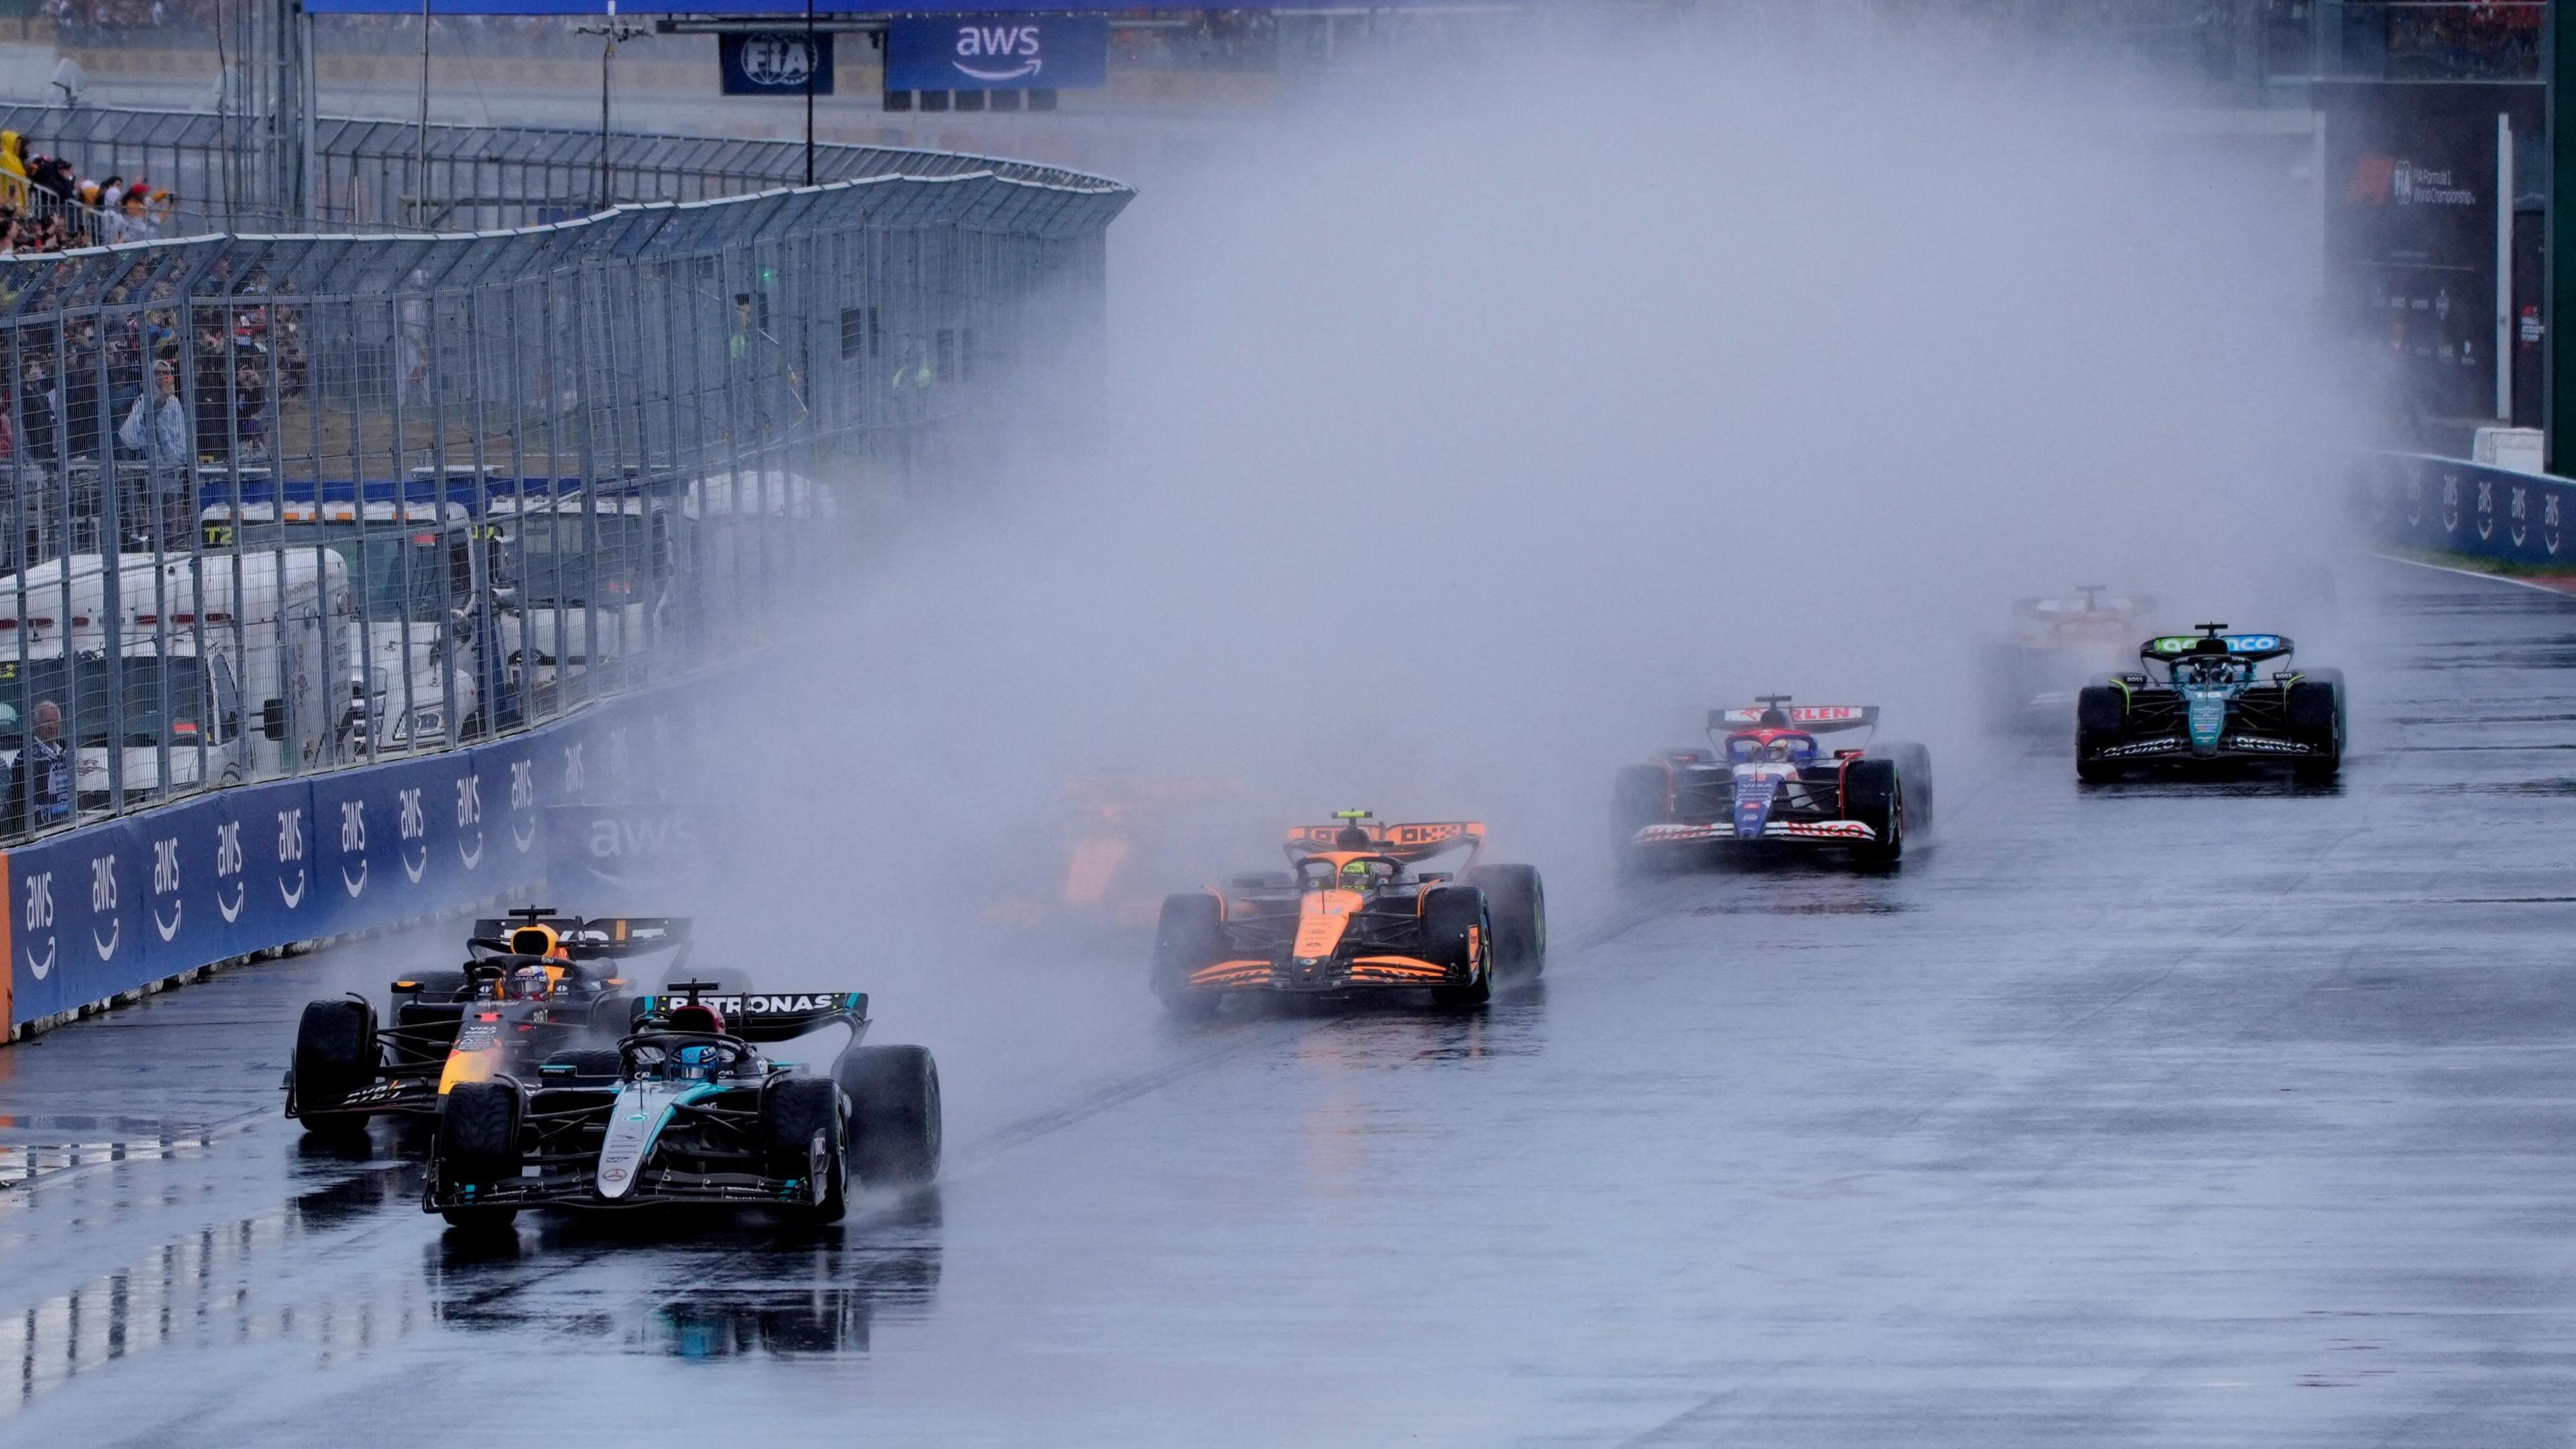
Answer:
726, 32, 2351, 1063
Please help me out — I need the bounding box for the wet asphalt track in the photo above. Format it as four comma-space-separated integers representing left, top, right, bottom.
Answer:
5, 558, 2576, 1446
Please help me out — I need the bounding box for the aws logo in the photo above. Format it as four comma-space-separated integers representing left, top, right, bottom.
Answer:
951, 23, 1044, 81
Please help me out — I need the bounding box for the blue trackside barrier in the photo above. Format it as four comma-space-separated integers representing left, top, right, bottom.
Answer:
1, 672, 716, 1034
2362, 451, 2576, 566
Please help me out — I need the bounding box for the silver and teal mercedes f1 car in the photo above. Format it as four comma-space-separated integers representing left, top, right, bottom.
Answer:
423, 983, 940, 1232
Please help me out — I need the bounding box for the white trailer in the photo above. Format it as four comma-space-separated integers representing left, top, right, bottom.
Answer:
0, 549, 352, 806
199, 498, 494, 753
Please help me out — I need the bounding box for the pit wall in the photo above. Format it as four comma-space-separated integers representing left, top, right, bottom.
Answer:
2363, 451, 2576, 566
1, 676, 704, 1037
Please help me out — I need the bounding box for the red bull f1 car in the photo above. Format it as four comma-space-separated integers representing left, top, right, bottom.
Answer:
1150, 811, 1546, 1017
2076, 623, 2344, 782
424, 982, 941, 1231
284, 910, 684, 1134
1613, 699, 1932, 870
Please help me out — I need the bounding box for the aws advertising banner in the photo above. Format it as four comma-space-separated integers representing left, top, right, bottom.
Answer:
2319, 81, 2542, 425
3, 680, 708, 1032
885, 14, 1108, 91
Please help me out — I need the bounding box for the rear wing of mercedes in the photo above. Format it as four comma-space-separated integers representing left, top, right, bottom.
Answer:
1710, 704, 1880, 733
631, 989, 869, 1042
1282, 819, 1487, 865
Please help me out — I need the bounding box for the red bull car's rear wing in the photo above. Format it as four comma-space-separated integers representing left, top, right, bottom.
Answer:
470, 914, 691, 961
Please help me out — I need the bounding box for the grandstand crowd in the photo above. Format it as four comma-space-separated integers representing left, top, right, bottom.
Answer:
0, 131, 174, 256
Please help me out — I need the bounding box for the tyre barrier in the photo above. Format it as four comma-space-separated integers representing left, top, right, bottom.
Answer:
1, 674, 715, 1038
2361, 450, 2576, 567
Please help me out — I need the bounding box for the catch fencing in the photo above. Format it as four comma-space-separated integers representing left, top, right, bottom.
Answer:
0, 112, 1126, 852
0, 111, 1128, 1036
0, 103, 1116, 235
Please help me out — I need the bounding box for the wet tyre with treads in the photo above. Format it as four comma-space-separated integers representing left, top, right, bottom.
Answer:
2076, 684, 2128, 783
1842, 757, 1904, 869
762, 1075, 849, 1224
839, 1044, 941, 1189
435, 1081, 523, 1231
2287, 668, 2345, 783
1466, 863, 1546, 979
1422, 884, 1493, 1008
1151, 891, 1226, 1019
290, 998, 376, 1128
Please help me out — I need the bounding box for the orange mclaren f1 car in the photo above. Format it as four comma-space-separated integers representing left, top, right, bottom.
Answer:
1150, 811, 1545, 1016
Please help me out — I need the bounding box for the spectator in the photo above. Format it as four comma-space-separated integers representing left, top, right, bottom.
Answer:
119, 361, 189, 544
16, 354, 54, 463
0, 132, 27, 213
5, 699, 73, 837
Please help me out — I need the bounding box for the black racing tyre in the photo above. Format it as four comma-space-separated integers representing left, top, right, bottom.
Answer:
1466, 863, 1546, 978
2288, 667, 2345, 783
435, 1080, 522, 1231
762, 1075, 849, 1222
1151, 891, 1226, 1019
291, 998, 376, 1124
1611, 763, 1670, 873
1842, 757, 1904, 868
2076, 684, 2128, 783
1422, 884, 1493, 1008
837, 1044, 942, 1190
1874, 743, 1934, 835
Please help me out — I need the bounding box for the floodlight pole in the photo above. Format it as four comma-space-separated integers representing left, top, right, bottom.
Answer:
2552, 4, 2576, 469
576, 5, 650, 214
415, 0, 431, 227
804, 0, 816, 187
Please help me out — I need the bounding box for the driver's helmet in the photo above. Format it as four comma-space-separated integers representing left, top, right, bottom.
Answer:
507, 963, 552, 1000
1767, 738, 1794, 763
1338, 859, 1374, 893
672, 1042, 722, 1083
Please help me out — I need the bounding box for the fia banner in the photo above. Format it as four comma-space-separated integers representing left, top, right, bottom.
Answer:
720, 30, 834, 97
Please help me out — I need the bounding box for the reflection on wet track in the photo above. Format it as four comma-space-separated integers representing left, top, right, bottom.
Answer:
9, 561, 2576, 1444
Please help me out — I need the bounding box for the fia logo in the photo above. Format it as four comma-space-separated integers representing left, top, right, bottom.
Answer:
737, 33, 815, 88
